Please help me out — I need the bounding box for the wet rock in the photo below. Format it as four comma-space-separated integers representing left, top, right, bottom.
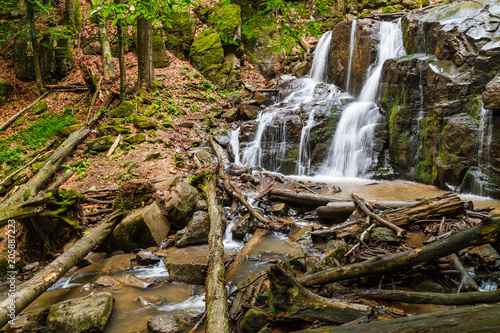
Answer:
136, 251, 161, 265
239, 104, 260, 120
132, 115, 158, 130
147, 314, 183, 333
85, 135, 115, 153
110, 101, 135, 118
288, 247, 307, 271
223, 107, 239, 121
213, 123, 231, 146
137, 295, 166, 307
74, 254, 135, 278
265, 203, 288, 217
175, 211, 210, 247
231, 213, 257, 240
3, 307, 49, 332
253, 92, 271, 106
0, 81, 13, 106
46, 292, 114, 333
123, 133, 146, 145
368, 227, 398, 242
163, 183, 199, 230
108, 201, 170, 252
61, 124, 84, 137
239, 120, 258, 142
239, 308, 269, 333
113, 179, 156, 211
196, 199, 208, 211
164, 253, 208, 285
95, 274, 153, 289
460, 244, 500, 269
163, 11, 196, 60
240, 173, 260, 185
410, 277, 446, 293
483, 73, 500, 110
307, 240, 347, 274
33, 100, 48, 115
331, 19, 380, 94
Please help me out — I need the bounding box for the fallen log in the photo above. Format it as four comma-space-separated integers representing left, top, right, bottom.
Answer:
0, 211, 124, 329
268, 263, 372, 324
268, 188, 346, 207
293, 304, 500, 333
0, 92, 49, 132
299, 217, 500, 287
204, 177, 230, 333
209, 136, 270, 224
380, 192, 465, 228
355, 288, 500, 305
317, 200, 417, 221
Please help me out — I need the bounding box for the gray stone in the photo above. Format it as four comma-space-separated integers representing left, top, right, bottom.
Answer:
164, 183, 199, 230
147, 314, 183, 333
239, 104, 260, 120
137, 295, 166, 307
483, 74, 500, 110
175, 211, 210, 247
46, 292, 114, 333
231, 213, 257, 240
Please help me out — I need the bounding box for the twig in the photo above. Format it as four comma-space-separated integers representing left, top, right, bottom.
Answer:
0, 92, 49, 132
188, 311, 206, 333
85, 209, 113, 217
106, 134, 122, 158
45, 171, 74, 192
84, 197, 114, 205
86, 77, 103, 124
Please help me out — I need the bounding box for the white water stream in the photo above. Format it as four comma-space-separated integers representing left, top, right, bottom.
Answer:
345, 19, 357, 94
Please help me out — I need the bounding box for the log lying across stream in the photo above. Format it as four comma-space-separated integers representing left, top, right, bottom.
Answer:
295, 304, 500, 333
299, 217, 500, 286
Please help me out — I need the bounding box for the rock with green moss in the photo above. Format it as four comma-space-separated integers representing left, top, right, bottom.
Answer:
13, 117, 25, 126
12, 33, 36, 82
110, 101, 135, 118
208, 2, 242, 44
97, 122, 132, 137
239, 308, 269, 333
244, 20, 283, 78
132, 115, 158, 130
46, 292, 114, 333
163, 183, 199, 230
189, 29, 224, 75
163, 11, 196, 60
122, 133, 146, 145
308, 240, 347, 274
369, 227, 399, 242
108, 201, 170, 252
0, 81, 13, 106
33, 100, 49, 115
38, 30, 74, 83
85, 135, 115, 153
175, 211, 210, 247
55, 34, 75, 79
164, 252, 208, 285
61, 123, 83, 137
152, 25, 171, 68
211, 52, 241, 90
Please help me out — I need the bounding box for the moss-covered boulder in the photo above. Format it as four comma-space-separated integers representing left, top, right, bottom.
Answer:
163, 183, 199, 230
239, 308, 269, 333
189, 29, 224, 81
12, 33, 35, 82
0, 81, 13, 106
38, 30, 74, 83
61, 123, 83, 137
85, 135, 115, 153
175, 211, 210, 247
46, 292, 114, 333
33, 100, 49, 115
122, 133, 146, 145
368, 227, 398, 242
163, 11, 196, 60
132, 115, 158, 130
108, 201, 170, 252
208, 2, 242, 44
212, 52, 242, 90
244, 20, 283, 78
152, 25, 171, 68
97, 122, 132, 137
110, 101, 135, 118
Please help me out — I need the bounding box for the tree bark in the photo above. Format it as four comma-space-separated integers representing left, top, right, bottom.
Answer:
65, 0, 82, 35
299, 217, 500, 287
355, 288, 500, 305
268, 188, 346, 207
80, 65, 97, 95
204, 177, 230, 333
268, 263, 372, 324
137, 17, 154, 91
92, 1, 115, 80
293, 304, 500, 333
26, 0, 44, 93
116, 0, 126, 102
0, 211, 124, 329
316, 200, 417, 221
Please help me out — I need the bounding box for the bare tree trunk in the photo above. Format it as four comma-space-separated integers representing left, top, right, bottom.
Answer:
116, 0, 126, 102
204, 178, 230, 333
137, 17, 154, 91
299, 217, 500, 286
26, 0, 44, 93
0, 211, 124, 329
91, 1, 115, 80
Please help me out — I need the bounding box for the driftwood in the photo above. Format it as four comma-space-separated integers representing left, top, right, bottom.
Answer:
209, 136, 270, 224
86, 77, 103, 123
317, 200, 417, 221
204, 177, 230, 333
0, 92, 49, 132
299, 217, 500, 287
268, 263, 372, 324
0, 211, 124, 329
268, 188, 346, 207
356, 288, 500, 305
294, 304, 500, 333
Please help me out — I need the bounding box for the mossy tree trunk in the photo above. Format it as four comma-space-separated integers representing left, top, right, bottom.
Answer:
137, 17, 154, 91
26, 0, 44, 93
116, 0, 126, 102
91, 0, 115, 80
64, 0, 82, 35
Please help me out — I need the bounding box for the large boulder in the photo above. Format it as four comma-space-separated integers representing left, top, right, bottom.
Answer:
108, 201, 170, 252
46, 292, 114, 333
163, 183, 199, 230
244, 21, 283, 79
148, 314, 183, 333
85, 135, 115, 153
175, 211, 210, 247
37, 30, 74, 83
189, 29, 225, 87
483, 73, 500, 110
12, 33, 36, 82
164, 11, 196, 60
153, 25, 171, 68
0, 81, 13, 106
110, 101, 135, 118
208, 2, 242, 45
162, 246, 209, 285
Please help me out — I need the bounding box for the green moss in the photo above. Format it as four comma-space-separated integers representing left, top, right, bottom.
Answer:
0, 81, 13, 106
110, 101, 135, 118
209, 2, 242, 40
189, 29, 224, 71
33, 101, 49, 115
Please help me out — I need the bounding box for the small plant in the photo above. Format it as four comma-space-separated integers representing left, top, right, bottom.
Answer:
62, 161, 91, 180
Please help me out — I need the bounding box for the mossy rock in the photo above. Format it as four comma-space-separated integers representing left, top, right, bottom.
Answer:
46, 292, 114, 333
163, 11, 196, 60
164, 183, 199, 230
189, 29, 224, 72
131, 115, 158, 130
122, 133, 146, 145
61, 124, 84, 137
152, 25, 171, 68
175, 211, 210, 247
85, 135, 115, 153
97, 122, 132, 137
0, 81, 13, 106
110, 101, 135, 118
239, 308, 269, 333
33, 100, 49, 115
13, 117, 25, 126
368, 227, 399, 242
13, 33, 36, 82
208, 2, 242, 42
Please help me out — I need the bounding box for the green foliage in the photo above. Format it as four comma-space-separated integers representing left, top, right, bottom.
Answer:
22, 114, 75, 149
62, 161, 91, 180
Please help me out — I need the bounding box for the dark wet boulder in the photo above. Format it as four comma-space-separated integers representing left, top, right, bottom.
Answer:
483, 73, 500, 110
163, 183, 199, 230
239, 308, 269, 333
175, 211, 210, 247
0, 81, 13, 106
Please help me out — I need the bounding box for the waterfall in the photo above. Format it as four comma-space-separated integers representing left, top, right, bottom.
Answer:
229, 128, 241, 166
309, 31, 333, 82
345, 20, 357, 94
297, 110, 316, 175
471, 105, 493, 196
321, 21, 406, 177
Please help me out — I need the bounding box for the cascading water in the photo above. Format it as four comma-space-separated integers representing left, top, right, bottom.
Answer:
229, 128, 241, 166
320, 21, 406, 177
470, 105, 493, 196
345, 19, 357, 94
297, 110, 316, 176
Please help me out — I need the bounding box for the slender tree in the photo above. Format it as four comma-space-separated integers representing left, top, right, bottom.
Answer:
25, 0, 44, 93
